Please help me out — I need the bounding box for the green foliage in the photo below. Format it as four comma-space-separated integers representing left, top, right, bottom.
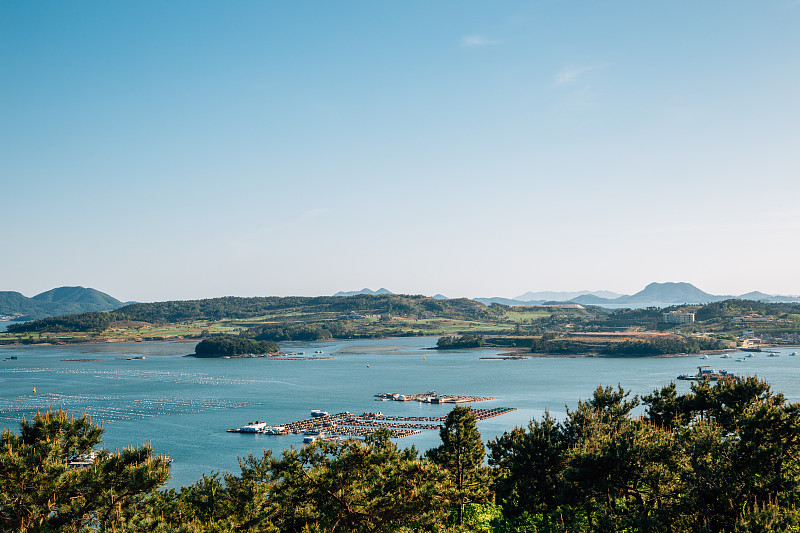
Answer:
248, 323, 334, 342
265, 433, 451, 532
116, 294, 496, 324
427, 406, 491, 527
599, 336, 727, 356
0, 409, 169, 532
529, 334, 727, 356
6, 378, 800, 532
0, 287, 124, 321
194, 335, 278, 356
695, 299, 800, 321
7, 311, 116, 333
489, 377, 800, 533
488, 412, 569, 526
436, 334, 486, 349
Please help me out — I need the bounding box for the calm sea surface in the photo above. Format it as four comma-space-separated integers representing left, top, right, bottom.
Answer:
2, 337, 800, 489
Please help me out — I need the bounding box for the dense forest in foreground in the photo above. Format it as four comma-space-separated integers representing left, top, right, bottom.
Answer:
4, 376, 800, 532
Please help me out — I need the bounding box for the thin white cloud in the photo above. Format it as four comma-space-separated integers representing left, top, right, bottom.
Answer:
554, 65, 603, 85
461, 35, 499, 47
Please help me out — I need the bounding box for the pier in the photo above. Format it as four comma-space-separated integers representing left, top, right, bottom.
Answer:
228, 407, 517, 439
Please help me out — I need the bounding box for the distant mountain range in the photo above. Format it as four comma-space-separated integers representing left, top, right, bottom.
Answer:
477, 282, 800, 308
0, 286, 127, 320
5, 282, 797, 323
513, 290, 624, 302
332, 288, 394, 297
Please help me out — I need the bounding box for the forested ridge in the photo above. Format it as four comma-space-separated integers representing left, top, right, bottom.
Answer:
115, 294, 497, 323
5, 377, 800, 532
7, 294, 498, 334
6, 296, 800, 350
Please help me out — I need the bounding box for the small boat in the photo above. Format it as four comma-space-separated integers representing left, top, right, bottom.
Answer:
310, 410, 328, 418
768, 352, 779, 357
699, 355, 709, 360
677, 366, 734, 381
736, 358, 748, 362
792, 352, 798, 356
233, 421, 267, 433
721, 353, 730, 359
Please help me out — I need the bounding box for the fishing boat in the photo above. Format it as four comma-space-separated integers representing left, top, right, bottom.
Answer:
231, 421, 267, 433
303, 432, 325, 443
677, 366, 734, 381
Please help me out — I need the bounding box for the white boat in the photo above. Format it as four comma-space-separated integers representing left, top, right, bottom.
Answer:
721, 353, 730, 359
303, 432, 325, 443
699, 355, 708, 360
237, 421, 267, 433
262, 426, 286, 435
310, 410, 328, 418
792, 352, 798, 356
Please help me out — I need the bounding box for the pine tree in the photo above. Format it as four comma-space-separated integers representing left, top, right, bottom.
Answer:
0, 409, 170, 532
427, 405, 490, 527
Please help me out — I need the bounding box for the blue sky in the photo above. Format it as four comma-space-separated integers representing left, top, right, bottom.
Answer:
2, 1, 799, 302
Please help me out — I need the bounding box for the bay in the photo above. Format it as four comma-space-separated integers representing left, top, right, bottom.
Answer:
1, 337, 799, 489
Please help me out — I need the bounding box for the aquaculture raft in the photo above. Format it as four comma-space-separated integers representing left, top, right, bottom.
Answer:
228, 407, 517, 439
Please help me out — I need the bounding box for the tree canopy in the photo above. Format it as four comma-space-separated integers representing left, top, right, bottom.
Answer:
5, 377, 800, 532
194, 335, 279, 357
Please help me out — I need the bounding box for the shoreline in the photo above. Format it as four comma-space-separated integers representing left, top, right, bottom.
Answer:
2, 336, 797, 361
495, 347, 761, 359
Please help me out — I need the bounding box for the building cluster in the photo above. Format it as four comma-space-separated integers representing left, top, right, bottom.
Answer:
662, 311, 695, 324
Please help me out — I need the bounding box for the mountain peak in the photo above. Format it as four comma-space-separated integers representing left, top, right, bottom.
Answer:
1, 286, 124, 320
619, 282, 717, 304
333, 288, 394, 297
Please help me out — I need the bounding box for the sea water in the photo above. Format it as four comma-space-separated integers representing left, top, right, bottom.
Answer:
2, 338, 800, 489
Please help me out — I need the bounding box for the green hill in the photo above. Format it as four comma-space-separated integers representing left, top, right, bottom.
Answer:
0, 286, 124, 320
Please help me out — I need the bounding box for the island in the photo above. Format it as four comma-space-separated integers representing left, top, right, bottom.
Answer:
191, 335, 279, 358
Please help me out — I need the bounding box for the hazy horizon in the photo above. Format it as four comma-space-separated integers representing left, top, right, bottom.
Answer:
3, 2, 799, 303
3, 281, 799, 305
